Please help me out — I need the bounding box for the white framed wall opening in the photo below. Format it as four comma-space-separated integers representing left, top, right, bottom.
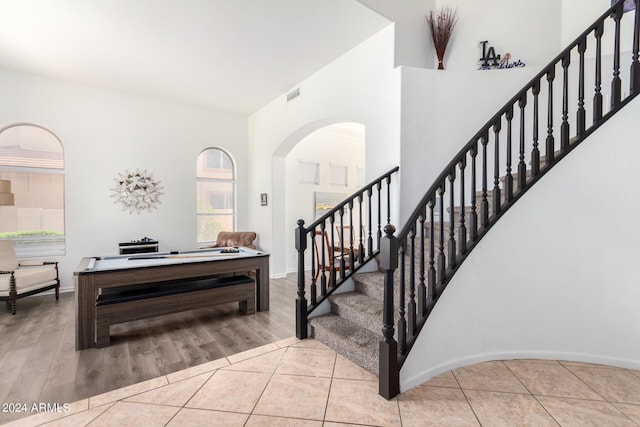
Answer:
283, 122, 365, 272
0, 124, 65, 257
196, 147, 236, 244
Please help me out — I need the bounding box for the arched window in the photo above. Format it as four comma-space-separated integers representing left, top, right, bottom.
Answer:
196, 148, 235, 244
0, 124, 65, 256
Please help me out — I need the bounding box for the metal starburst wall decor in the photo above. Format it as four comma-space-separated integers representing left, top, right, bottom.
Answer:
111, 169, 164, 214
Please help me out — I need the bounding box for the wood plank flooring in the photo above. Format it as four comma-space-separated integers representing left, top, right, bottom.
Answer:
0, 274, 298, 424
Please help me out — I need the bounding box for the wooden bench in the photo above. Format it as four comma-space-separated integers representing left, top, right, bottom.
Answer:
95, 274, 255, 348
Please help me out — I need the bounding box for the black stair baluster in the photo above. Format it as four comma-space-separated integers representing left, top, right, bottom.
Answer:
329, 214, 344, 287
448, 170, 456, 268
458, 157, 467, 254
492, 121, 501, 216
358, 194, 365, 264
438, 184, 446, 284
518, 93, 527, 191
310, 227, 317, 306
594, 21, 604, 123
386, 175, 392, 226
427, 198, 436, 302
398, 239, 406, 355
418, 207, 427, 318
611, 4, 623, 109
546, 66, 556, 165
367, 187, 373, 257
632, 0, 640, 94
531, 79, 541, 175
480, 132, 490, 227
348, 200, 355, 271
469, 141, 478, 240
338, 207, 346, 279
561, 53, 570, 151
376, 181, 382, 247
577, 39, 587, 137
408, 225, 417, 336
377, 181, 382, 249
319, 222, 327, 295
329, 216, 337, 287
505, 105, 514, 203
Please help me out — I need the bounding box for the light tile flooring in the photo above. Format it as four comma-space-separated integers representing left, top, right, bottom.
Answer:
6, 337, 640, 426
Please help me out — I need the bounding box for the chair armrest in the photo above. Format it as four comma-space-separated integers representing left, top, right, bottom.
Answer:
0, 270, 15, 275
16, 261, 60, 280
18, 261, 59, 267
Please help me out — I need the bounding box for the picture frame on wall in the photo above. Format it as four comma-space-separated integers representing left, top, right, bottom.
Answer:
613, 0, 636, 12
314, 192, 347, 219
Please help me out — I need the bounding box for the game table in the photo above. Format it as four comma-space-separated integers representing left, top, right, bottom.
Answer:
73, 247, 269, 350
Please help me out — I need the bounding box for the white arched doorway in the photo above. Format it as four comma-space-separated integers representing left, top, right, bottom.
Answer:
271, 121, 365, 276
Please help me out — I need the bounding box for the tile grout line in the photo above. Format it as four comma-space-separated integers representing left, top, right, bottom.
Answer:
558, 362, 610, 402
529, 394, 563, 426
162, 369, 218, 426
451, 366, 483, 426
241, 343, 288, 426
320, 350, 338, 424
500, 360, 537, 397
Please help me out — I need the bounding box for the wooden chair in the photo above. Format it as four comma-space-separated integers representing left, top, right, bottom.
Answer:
0, 240, 60, 315
313, 230, 349, 286
334, 225, 366, 257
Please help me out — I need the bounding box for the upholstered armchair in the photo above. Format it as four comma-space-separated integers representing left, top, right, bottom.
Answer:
0, 240, 60, 315
209, 231, 257, 249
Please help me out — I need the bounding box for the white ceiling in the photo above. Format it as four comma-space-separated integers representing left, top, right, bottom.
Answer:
0, 0, 390, 115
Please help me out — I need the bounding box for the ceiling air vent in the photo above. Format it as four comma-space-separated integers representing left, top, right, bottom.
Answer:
287, 88, 300, 102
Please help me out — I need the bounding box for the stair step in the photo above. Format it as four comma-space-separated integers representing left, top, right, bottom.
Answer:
330, 291, 384, 336
353, 271, 386, 302
499, 169, 533, 184
310, 314, 379, 376
536, 149, 563, 166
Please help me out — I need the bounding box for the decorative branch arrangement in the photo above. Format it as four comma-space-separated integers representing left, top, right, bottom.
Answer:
426, 6, 458, 70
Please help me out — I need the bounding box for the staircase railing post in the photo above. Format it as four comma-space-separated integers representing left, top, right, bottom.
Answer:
611, 3, 623, 109
295, 219, 308, 339
631, 0, 640, 93
379, 224, 400, 399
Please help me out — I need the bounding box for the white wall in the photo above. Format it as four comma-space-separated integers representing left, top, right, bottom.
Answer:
435, 0, 561, 71
561, 0, 611, 47
0, 69, 248, 291
284, 127, 365, 272
356, 0, 436, 69
392, 0, 572, 222
357, 0, 563, 71
398, 66, 540, 222
566, 0, 637, 63
248, 25, 400, 277
401, 96, 640, 391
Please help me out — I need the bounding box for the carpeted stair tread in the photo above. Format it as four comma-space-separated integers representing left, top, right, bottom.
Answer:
309, 314, 379, 376
329, 291, 383, 336
353, 271, 405, 304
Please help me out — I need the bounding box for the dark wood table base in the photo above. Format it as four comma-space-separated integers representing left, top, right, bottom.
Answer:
74, 249, 269, 350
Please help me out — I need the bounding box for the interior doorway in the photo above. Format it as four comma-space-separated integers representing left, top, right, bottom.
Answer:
282, 122, 365, 273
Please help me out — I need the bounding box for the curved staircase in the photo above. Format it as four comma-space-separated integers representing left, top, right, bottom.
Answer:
296, 0, 640, 399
